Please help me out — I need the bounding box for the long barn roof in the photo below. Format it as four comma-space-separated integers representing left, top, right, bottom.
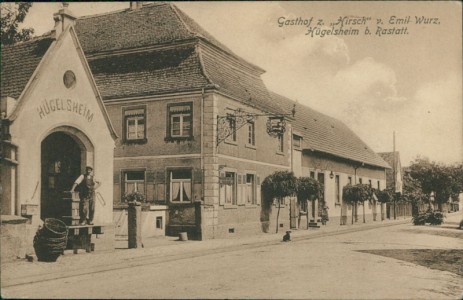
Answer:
271, 92, 390, 169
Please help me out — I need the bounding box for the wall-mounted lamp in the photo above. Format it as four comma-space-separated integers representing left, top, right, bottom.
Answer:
329, 171, 334, 179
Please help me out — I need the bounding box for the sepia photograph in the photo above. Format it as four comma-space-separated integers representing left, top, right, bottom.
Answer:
1, 1, 462, 299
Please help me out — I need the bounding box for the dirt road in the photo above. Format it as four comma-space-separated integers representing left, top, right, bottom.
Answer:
2, 219, 462, 299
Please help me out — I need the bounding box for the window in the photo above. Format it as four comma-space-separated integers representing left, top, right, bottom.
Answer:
310, 171, 315, 179
123, 171, 145, 200
220, 172, 236, 205
277, 133, 284, 152
369, 180, 372, 187
156, 216, 163, 229
170, 169, 192, 203
359, 178, 363, 184
229, 118, 237, 142
124, 107, 146, 142
247, 121, 255, 145
348, 176, 352, 185
293, 134, 302, 149
167, 103, 192, 139
377, 181, 380, 190
335, 175, 340, 204
246, 174, 256, 204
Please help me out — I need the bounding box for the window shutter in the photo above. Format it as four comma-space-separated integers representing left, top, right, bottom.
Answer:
256, 175, 261, 205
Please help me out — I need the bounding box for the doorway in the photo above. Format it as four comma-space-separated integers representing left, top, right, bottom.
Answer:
41, 132, 82, 220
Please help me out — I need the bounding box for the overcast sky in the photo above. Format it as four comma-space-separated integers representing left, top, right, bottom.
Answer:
18, 1, 463, 166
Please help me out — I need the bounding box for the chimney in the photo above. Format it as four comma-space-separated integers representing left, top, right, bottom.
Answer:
130, 1, 143, 10
52, 3, 76, 38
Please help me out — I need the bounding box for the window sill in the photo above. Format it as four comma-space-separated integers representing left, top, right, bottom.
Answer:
223, 204, 238, 209
334, 202, 341, 207
224, 140, 238, 146
124, 138, 147, 145
245, 144, 256, 150
164, 136, 194, 143
245, 204, 258, 208
276, 151, 284, 156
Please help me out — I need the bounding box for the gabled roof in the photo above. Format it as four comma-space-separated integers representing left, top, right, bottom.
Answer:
88, 45, 209, 100
271, 92, 390, 169
2, 26, 118, 140
1, 35, 54, 99
75, 2, 263, 72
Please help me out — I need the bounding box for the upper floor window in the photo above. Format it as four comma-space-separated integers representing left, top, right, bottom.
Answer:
170, 169, 192, 203
167, 103, 192, 139
123, 106, 146, 143
293, 134, 302, 149
228, 118, 237, 142
277, 133, 284, 153
247, 121, 255, 145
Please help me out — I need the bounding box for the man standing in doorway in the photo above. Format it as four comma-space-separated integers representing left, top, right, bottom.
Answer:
70, 166, 101, 225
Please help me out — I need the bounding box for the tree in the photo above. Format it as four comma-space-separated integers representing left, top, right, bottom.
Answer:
400, 172, 427, 217
375, 188, 393, 221
262, 171, 297, 233
295, 177, 323, 229
1, 2, 34, 46
343, 184, 374, 224
409, 157, 463, 211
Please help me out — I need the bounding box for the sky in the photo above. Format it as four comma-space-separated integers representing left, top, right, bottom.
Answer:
13, 1, 463, 166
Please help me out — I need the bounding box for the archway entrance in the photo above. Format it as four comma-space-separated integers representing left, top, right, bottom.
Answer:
41, 132, 82, 220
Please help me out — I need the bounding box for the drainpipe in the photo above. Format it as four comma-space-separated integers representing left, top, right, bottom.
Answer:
201, 88, 205, 201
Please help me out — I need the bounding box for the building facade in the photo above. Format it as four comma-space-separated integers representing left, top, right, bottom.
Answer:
1, 10, 117, 259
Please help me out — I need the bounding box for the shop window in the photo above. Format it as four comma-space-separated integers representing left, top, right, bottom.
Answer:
220, 172, 237, 205
170, 169, 192, 203
277, 133, 284, 153
123, 106, 146, 143
247, 121, 255, 146
123, 170, 145, 200
167, 103, 192, 140
246, 174, 256, 204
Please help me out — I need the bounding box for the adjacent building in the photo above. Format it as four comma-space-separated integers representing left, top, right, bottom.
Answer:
1, 11, 117, 259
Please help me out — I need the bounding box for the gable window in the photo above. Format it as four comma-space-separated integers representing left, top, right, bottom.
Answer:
122, 170, 145, 201
247, 121, 255, 145
277, 133, 284, 152
170, 169, 192, 203
246, 174, 256, 204
167, 103, 192, 140
123, 106, 146, 143
220, 171, 237, 205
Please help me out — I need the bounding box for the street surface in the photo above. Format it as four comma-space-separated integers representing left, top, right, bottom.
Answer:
2, 214, 462, 299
